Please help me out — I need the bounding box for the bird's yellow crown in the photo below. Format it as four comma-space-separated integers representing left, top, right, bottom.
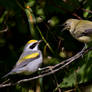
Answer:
27, 40, 38, 44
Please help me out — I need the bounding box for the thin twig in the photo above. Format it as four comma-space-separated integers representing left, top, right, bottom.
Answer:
53, 74, 62, 92
0, 26, 8, 33
81, 8, 92, 14
0, 47, 92, 88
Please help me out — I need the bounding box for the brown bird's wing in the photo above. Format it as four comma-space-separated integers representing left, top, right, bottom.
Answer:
83, 29, 92, 35
77, 29, 92, 37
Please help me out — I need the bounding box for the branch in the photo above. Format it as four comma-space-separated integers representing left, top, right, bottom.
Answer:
81, 8, 92, 14
0, 26, 8, 33
0, 47, 92, 88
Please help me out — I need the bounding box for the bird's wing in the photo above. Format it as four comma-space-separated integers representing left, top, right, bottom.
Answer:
83, 29, 92, 35
15, 51, 40, 68
77, 29, 92, 37
75, 23, 92, 37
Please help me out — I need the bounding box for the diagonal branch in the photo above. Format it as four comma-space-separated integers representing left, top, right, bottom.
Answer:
0, 26, 8, 33
0, 47, 92, 88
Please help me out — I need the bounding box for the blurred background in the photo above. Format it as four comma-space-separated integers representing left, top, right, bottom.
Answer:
0, 0, 92, 92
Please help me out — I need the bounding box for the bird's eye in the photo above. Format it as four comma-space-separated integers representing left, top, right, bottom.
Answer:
65, 23, 67, 26
30, 43, 37, 49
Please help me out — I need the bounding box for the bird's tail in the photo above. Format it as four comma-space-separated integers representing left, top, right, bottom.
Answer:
1, 72, 11, 79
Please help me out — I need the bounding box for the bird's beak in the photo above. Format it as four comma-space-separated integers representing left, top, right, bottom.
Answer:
61, 27, 67, 32
61, 23, 65, 27
60, 23, 67, 32
38, 40, 43, 44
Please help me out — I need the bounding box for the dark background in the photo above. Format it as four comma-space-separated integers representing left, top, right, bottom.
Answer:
0, 0, 92, 92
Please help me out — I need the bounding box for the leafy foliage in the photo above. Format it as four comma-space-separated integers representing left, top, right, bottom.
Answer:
0, 0, 92, 92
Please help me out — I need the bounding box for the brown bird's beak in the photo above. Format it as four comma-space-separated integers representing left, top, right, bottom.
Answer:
61, 23, 68, 32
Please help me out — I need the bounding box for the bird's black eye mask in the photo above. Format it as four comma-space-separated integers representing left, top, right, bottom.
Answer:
29, 42, 37, 49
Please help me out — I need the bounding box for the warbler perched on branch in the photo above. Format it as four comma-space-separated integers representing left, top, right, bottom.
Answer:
62, 19, 92, 43
2, 40, 43, 78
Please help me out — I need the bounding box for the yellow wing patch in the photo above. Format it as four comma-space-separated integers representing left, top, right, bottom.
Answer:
17, 52, 39, 65
23, 52, 39, 59
27, 40, 37, 44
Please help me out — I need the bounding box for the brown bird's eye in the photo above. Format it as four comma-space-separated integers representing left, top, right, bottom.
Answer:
65, 23, 67, 26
